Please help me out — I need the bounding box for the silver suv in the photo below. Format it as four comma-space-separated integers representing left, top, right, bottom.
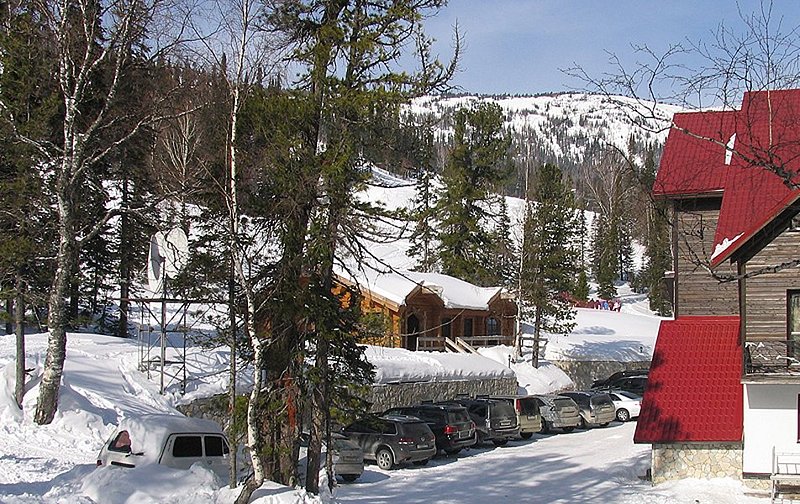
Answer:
559, 391, 616, 428
491, 395, 543, 439
532, 394, 582, 433
342, 415, 436, 470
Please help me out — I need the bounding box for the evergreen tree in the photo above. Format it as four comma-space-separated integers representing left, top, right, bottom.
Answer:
491, 196, 516, 286
408, 167, 438, 272
437, 102, 513, 286
519, 163, 580, 367
592, 213, 619, 299
639, 148, 673, 315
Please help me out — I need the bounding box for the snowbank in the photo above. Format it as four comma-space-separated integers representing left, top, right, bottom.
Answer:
364, 345, 514, 384
477, 345, 574, 394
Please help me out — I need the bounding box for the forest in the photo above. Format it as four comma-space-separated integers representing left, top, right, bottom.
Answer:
0, 0, 672, 500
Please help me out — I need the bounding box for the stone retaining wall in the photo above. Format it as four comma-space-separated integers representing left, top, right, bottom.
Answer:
550, 360, 651, 390
177, 377, 519, 423
651, 443, 743, 484
366, 377, 519, 413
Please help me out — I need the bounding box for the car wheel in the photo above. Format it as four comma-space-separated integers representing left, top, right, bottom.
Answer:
579, 418, 588, 429
562, 426, 575, 433
476, 431, 485, 445
540, 421, 551, 434
445, 448, 461, 456
340, 474, 359, 482
492, 439, 509, 446
520, 432, 533, 440
376, 448, 394, 470
413, 458, 429, 466
600, 422, 610, 427
616, 409, 630, 422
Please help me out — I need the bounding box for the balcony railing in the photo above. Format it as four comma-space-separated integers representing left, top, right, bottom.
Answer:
744, 339, 800, 377
415, 334, 514, 351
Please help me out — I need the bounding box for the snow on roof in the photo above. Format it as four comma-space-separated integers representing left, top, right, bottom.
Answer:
339, 266, 506, 311
365, 345, 515, 384
118, 414, 224, 465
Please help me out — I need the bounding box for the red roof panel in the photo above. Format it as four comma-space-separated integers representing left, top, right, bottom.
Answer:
633, 316, 742, 444
654, 110, 736, 197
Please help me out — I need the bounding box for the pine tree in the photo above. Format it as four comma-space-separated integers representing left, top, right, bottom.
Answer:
437, 102, 513, 286
639, 148, 673, 315
592, 213, 619, 299
408, 167, 438, 272
491, 196, 516, 286
519, 163, 580, 367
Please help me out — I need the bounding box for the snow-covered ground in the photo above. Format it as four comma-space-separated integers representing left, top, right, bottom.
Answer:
0, 318, 769, 503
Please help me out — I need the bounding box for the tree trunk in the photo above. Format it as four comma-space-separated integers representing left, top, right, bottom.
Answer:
14, 272, 25, 408
532, 305, 542, 368
117, 175, 130, 339
227, 257, 237, 488
35, 155, 76, 425
5, 298, 11, 335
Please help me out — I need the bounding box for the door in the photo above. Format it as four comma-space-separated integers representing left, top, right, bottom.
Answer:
406, 314, 420, 350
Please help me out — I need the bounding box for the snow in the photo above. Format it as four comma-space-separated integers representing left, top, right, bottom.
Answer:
365, 345, 514, 384
0, 314, 767, 503
712, 233, 744, 261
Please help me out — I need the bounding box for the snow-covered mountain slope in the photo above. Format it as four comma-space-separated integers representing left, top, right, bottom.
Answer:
406, 93, 683, 170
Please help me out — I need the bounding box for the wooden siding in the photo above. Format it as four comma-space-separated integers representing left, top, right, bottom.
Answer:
744, 228, 800, 341
674, 198, 739, 316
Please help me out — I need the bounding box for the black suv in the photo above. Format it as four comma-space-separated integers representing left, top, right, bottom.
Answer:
592, 375, 648, 396
383, 403, 477, 455
591, 370, 649, 389
342, 414, 436, 470
443, 397, 519, 446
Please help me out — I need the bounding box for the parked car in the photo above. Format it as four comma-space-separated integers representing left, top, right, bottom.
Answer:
592, 373, 649, 396
491, 395, 543, 439
444, 397, 519, 446
559, 391, 616, 428
342, 414, 436, 470
606, 390, 642, 422
532, 394, 582, 433
299, 432, 364, 482
383, 403, 476, 455
96, 414, 230, 482
590, 369, 649, 389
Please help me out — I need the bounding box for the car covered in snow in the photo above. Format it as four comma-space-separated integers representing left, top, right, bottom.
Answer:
532, 394, 582, 433
606, 390, 642, 422
96, 414, 230, 482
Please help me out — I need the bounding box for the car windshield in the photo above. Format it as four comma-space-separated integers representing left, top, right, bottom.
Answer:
518, 398, 539, 415
491, 402, 516, 418
401, 422, 431, 438
449, 410, 470, 424
590, 395, 614, 407
553, 398, 575, 409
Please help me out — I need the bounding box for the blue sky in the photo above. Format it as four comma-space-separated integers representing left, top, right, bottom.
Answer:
419, 0, 800, 95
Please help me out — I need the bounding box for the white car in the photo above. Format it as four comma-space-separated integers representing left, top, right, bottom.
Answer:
96, 414, 230, 482
607, 390, 642, 422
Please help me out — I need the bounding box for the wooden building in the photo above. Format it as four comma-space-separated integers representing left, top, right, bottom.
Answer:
337, 268, 517, 351
635, 89, 800, 484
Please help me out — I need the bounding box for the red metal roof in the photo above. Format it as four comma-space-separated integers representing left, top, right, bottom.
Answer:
654, 89, 800, 268
633, 316, 742, 444
654, 110, 736, 197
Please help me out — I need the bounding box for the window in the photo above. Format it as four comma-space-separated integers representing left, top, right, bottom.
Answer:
464, 318, 473, 337
441, 318, 452, 339
173, 436, 203, 457
789, 291, 800, 354
109, 431, 132, 453
487, 317, 500, 336
204, 435, 229, 457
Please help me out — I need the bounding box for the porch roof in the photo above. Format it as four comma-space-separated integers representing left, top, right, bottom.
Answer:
634, 316, 743, 444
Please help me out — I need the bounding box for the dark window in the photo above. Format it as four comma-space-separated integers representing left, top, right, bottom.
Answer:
109, 431, 132, 453
487, 317, 500, 336
464, 318, 473, 337
173, 436, 203, 457
442, 318, 452, 339
204, 436, 227, 457
380, 422, 397, 435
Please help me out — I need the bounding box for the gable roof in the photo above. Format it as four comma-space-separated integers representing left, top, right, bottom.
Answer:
337, 266, 507, 312
653, 89, 800, 267
633, 316, 742, 444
